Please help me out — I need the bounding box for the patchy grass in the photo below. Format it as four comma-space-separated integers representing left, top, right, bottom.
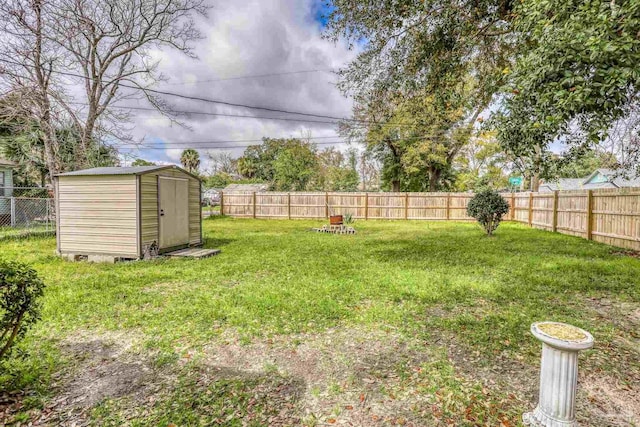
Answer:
1, 218, 639, 426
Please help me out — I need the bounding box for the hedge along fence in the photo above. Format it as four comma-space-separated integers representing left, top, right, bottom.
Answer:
220, 188, 640, 251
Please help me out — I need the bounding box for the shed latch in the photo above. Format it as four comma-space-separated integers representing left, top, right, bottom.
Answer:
160, 209, 165, 216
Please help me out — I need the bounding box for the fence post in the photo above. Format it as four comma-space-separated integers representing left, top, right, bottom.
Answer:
511, 193, 516, 221
552, 191, 559, 232
446, 193, 451, 220
220, 191, 224, 215
325, 192, 329, 218
586, 190, 593, 240
252, 192, 257, 219
364, 192, 369, 220
10, 197, 15, 227
528, 192, 534, 226
287, 192, 291, 220
404, 193, 409, 219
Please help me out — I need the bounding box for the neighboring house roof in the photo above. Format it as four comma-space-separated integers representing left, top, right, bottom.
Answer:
539, 178, 585, 192
56, 165, 201, 181
223, 183, 269, 192
203, 188, 223, 194
587, 168, 640, 188
540, 167, 640, 192
0, 158, 16, 168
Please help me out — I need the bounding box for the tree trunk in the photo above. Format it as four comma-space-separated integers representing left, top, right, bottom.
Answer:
79, 113, 97, 168
531, 143, 542, 192
41, 124, 59, 184
392, 180, 400, 192
33, 0, 59, 184
428, 169, 440, 192
531, 173, 540, 192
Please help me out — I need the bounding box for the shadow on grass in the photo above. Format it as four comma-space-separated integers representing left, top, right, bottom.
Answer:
91, 365, 306, 426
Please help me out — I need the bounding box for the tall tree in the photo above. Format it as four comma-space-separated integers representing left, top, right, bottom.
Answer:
47, 0, 207, 153
494, 0, 640, 175
358, 149, 381, 191
180, 148, 200, 174
131, 158, 156, 167
344, 91, 473, 191
271, 142, 318, 191
207, 151, 237, 175
0, 0, 207, 181
0, 1, 60, 181
454, 131, 509, 191
325, 2, 508, 191
553, 150, 618, 179
0, 92, 118, 185
236, 138, 330, 191
324, 0, 515, 128
316, 147, 359, 191
326, 0, 640, 182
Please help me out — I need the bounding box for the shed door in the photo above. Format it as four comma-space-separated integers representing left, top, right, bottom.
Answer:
159, 177, 190, 249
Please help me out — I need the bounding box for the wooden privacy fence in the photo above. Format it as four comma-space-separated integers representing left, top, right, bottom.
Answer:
221, 192, 476, 221
221, 188, 640, 251
511, 188, 640, 250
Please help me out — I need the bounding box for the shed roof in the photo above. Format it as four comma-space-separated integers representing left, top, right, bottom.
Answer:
56, 165, 201, 181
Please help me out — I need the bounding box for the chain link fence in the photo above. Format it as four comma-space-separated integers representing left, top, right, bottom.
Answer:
0, 187, 55, 239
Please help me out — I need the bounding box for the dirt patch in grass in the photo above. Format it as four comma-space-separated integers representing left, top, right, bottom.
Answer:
438, 331, 640, 426
204, 326, 432, 426
4, 331, 158, 426
172, 366, 305, 426
610, 249, 640, 259
582, 297, 640, 382
424, 301, 640, 426
202, 325, 531, 426
5, 322, 639, 426
436, 330, 537, 397
586, 297, 640, 325
580, 374, 640, 426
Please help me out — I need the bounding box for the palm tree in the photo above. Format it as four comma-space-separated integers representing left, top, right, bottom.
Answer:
180, 149, 200, 173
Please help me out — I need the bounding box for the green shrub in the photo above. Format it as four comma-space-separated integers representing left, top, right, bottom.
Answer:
0, 260, 45, 360
466, 190, 510, 236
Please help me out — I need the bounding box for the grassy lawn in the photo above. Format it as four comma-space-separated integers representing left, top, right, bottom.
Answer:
1, 218, 639, 426
0, 224, 55, 241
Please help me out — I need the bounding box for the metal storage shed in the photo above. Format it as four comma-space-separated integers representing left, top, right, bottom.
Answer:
55, 165, 202, 261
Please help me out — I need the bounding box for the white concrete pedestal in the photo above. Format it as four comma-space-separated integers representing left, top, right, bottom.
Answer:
523, 322, 594, 427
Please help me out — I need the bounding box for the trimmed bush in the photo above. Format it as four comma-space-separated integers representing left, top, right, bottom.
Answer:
0, 260, 45, 360
467, 190, 510, 236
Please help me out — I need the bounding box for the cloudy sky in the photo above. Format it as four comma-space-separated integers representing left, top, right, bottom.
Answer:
119, 0, 357, 171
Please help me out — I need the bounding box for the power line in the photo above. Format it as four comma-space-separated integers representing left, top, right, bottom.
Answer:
0, 58, 347, 120
118, 140, 350, 150
163, 69, 336, 85
67, 102, 347, 125
0, 58, 415, 127
131, 87, 350, 121
120, 135, 345, 145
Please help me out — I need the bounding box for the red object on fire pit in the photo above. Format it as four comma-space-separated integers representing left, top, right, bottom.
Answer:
329, 215, 343, 225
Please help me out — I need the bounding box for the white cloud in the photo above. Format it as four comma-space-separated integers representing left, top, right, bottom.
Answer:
122, 0, 358, 167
